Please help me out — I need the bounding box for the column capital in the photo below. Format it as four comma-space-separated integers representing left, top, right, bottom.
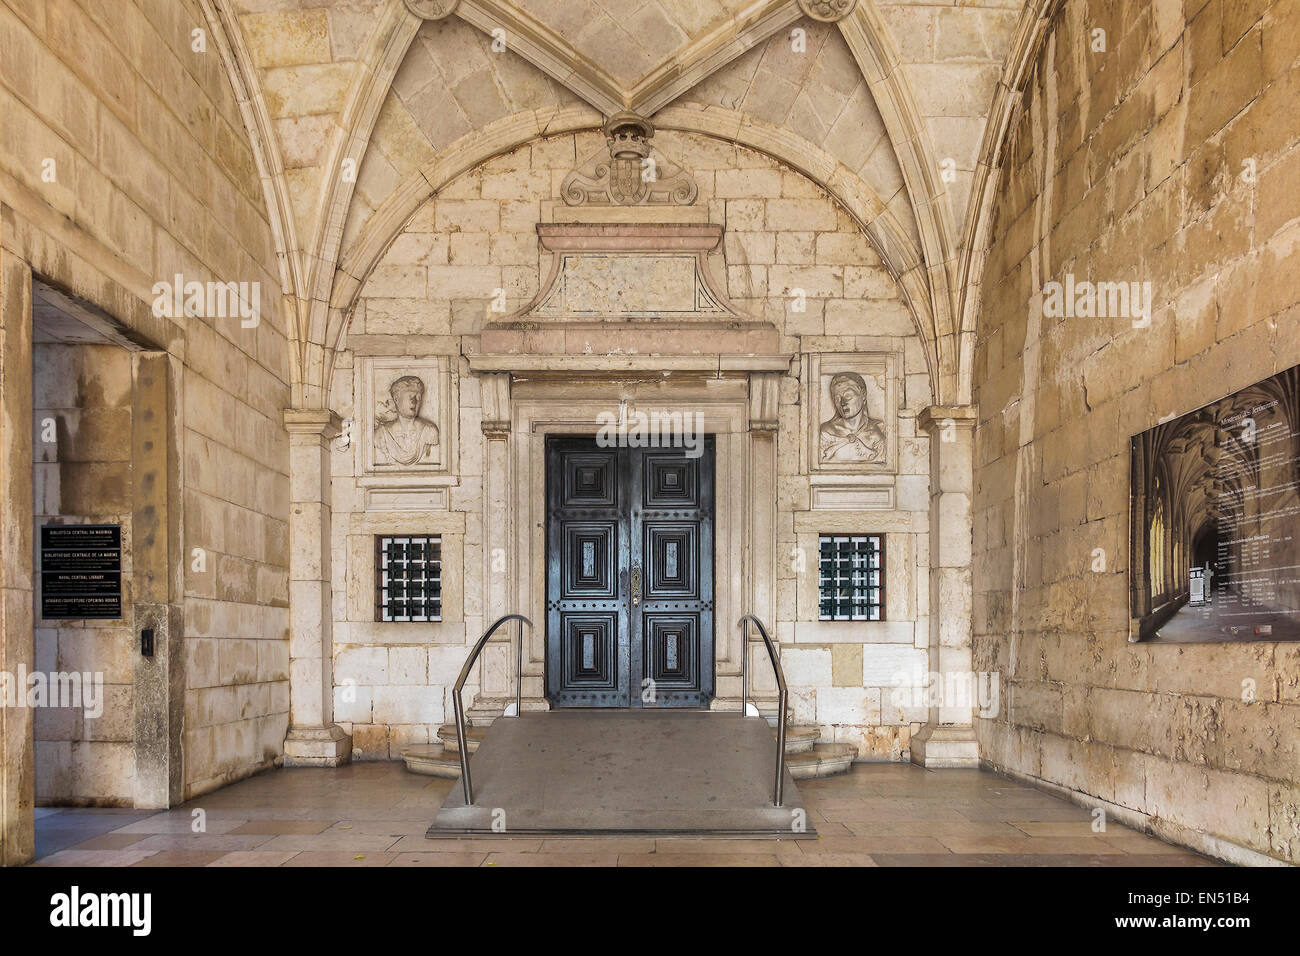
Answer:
916, 404, 977, 436
283, 408, 342, 440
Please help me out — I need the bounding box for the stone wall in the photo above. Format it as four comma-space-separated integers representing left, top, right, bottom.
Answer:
329, 129, 935, 761
0, 0, 291, 805
972, 0, 1300, 863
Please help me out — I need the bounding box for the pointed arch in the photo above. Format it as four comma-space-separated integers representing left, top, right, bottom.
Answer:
323, 105, 941, 406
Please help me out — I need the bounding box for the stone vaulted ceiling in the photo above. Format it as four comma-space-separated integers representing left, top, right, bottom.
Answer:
205, 0, 1048, 409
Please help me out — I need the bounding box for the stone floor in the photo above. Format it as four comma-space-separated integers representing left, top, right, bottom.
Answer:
30, 762, 1220, 867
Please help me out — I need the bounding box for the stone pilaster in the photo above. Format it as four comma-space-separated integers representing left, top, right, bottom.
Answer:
911, 405, 980, 768
282, 408, 351, 766
0, 250, 35, 865
743, 373, 780, 703
467, 372, 516, 719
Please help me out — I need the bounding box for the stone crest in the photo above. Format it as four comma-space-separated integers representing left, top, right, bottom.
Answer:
561, 113, 697, 207
807, 352, 899, 474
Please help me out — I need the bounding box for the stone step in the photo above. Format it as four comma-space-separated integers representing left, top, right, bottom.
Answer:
401, 743, 462, 778
783, 725, 819, 754
437, 724, 489, 754
437, 721, 822, 755
785, 743, 856, 779
406, 732, 852, 780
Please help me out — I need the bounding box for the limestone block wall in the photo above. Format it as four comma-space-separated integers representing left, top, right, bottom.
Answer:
32, 343, 135, 805
0, 0, 292, 801
329, 130, 934, 761
972, 0, 1300, 863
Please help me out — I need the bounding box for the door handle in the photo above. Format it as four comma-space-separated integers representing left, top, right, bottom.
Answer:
631, 564, 642, 607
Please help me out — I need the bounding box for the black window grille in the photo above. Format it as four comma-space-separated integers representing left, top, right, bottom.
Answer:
818, 534, 884, 621
375, 535, 442, 622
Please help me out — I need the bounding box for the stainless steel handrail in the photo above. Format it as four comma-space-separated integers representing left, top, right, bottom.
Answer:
738, 613, 787, 807
451, 613, 534, 805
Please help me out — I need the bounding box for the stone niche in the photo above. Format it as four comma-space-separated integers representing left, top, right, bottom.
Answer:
353, 356, 459, 512
478, 222, 783, 368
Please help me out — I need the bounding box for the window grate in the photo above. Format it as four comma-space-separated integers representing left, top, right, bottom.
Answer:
375, 535, 442, 622
818, 534, 884, 621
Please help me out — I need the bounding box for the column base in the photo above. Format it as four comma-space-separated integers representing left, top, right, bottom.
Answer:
910, 725, 980, 768
283, 724, 353, 767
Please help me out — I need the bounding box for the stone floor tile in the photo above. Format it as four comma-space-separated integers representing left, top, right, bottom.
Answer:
482, 852, 619, 867
131, 851, 229, 866
388, 852, 490, 866
280, 851, 400, 866
229, 820, 335, 835
257, 832, 404, 852
206, 851, 302, 867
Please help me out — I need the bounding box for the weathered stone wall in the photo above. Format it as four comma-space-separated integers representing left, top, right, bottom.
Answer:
0, 0, 291, 802
329, 130, 934, 761
32, 343, 135, 805
972, 0, 1300, 863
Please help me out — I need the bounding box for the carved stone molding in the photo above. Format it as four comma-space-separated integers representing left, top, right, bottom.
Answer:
403, 0, 459, 19
561, 113, 697, 207
797, 0, 858, 23
749, 372, 780, 432
480, 372, 511, 438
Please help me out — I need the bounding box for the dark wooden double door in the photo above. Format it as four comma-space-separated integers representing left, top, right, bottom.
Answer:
546, 437, 715, 708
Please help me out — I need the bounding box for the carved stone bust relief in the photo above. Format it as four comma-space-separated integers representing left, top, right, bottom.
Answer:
819, 371, 887, 464
359, 357, 454, 474
807, 352, 900, 475
373, 375, 440, 466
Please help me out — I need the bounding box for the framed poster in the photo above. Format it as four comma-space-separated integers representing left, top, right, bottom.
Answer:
1130, 365, 1300, 642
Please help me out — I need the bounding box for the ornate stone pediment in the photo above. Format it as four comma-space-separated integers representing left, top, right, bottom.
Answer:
475, 221, 787, 373
526, 225, 732, 320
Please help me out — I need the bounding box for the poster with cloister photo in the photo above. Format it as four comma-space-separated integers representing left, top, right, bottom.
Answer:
1130, 364, 1300, 642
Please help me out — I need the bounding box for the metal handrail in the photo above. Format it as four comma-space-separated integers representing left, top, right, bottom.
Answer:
738, 613, 787, 807
452, 613, 534, 805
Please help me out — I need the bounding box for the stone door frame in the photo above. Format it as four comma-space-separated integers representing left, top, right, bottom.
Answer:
467, 368, 786, 716
1, 202, 185, 865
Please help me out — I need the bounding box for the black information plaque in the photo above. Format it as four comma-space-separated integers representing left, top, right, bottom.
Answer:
40, 524, 122, 620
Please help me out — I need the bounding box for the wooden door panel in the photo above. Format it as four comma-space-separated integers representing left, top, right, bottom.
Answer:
547, 439, 628, 707
641, 453, 700, 507
560, 521, 618, 599
556, 611, 625, 706
642, 613, 700, 691
546, 437, 713, 709
643, 522, 698, 598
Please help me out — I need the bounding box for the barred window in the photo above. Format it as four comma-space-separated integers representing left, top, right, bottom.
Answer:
375, 535, 442, 622
818, 534, 884, 621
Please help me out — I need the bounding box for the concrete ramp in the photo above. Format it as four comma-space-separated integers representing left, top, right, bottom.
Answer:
428, 711, 814, 838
